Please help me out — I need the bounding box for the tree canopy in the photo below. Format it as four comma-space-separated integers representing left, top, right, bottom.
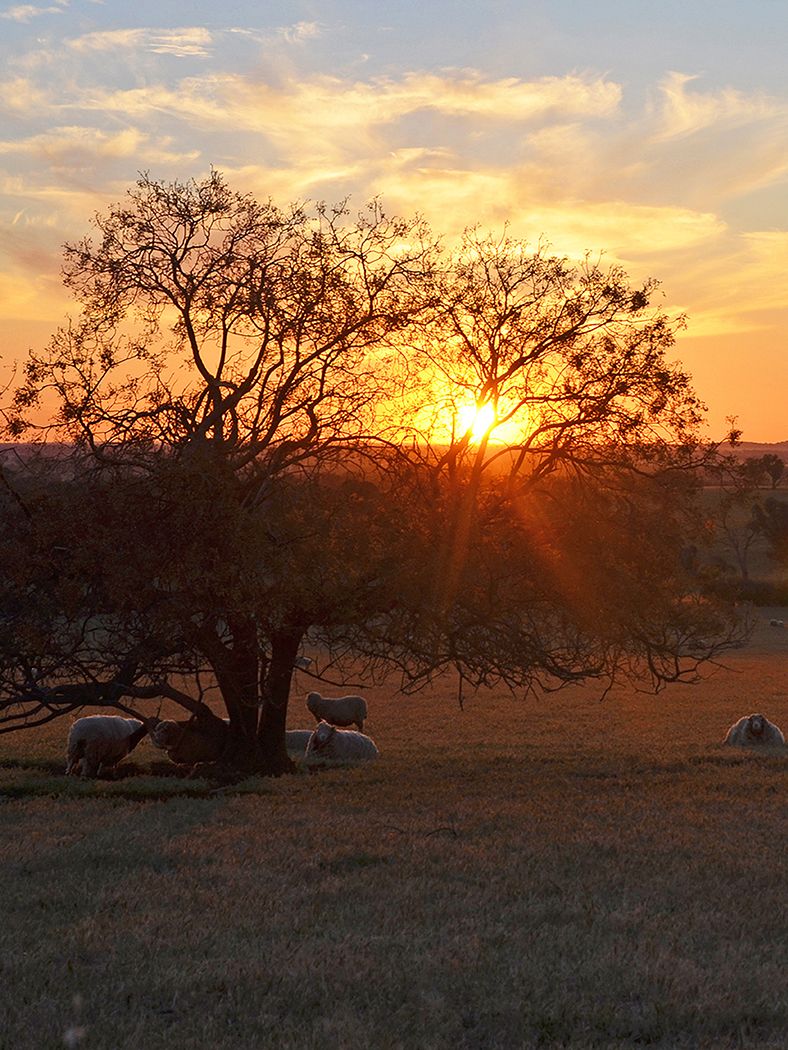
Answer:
0, 172, 747, 774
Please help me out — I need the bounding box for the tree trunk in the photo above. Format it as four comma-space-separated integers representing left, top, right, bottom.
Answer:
436, 436, 489, 613
257, 627, 304, 775
213, 617, 261, 771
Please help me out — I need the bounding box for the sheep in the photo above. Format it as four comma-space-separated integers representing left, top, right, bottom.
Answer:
768, 619, 785, 628
723, 713, 786, 748
285, 729, 314, 756
150, 716, 229, 765
65, 715, 148, 778
151, 720, 317, 764
304, 720, 380, 763
294, 655, 313, 670
306, 690, 368, 732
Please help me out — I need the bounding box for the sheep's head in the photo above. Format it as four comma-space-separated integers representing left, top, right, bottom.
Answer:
748, 714, 766, 736
151, 720, 184, 749
312, 721, 335, 750
306, 692, 324, 716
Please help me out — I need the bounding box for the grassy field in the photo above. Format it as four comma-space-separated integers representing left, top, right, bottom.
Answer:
0, 611, 786, 1049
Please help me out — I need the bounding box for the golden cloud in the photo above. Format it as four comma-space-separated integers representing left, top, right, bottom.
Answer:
653, 72, 785, 140
0, 125, 199, 168
1, 3, 65, 23
0, 57, 786, 441
0, 76, 52, 115
69, 27, 214, 58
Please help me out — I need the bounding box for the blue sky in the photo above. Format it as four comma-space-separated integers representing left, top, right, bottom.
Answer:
1, 0, 786, 438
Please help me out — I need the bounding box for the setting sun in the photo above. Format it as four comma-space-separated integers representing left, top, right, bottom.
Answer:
457, 400, 497, 443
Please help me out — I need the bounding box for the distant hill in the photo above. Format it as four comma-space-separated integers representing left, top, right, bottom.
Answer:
0, 442, 72, 465
724, 440, 788, 462
2, 438, 786, 470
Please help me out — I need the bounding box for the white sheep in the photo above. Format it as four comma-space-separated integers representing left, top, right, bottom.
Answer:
285, 729, 314, 756
723, 713, 786, 748
65, 715, 148, 778
306, 691, 368, 732
304, 720, 380, 763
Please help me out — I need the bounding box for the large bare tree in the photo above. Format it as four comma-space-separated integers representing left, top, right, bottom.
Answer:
1, 172, 436, 772
0, 177, 747, 775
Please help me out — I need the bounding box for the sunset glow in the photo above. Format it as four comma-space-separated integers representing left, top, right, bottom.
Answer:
0, 2, 786, 440
457, 401, 497, 444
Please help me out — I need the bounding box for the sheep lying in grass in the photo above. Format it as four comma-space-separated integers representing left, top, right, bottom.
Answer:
285, 729, 314, 756
65, 715, 148, 778
306, 691, 368, 732
723, 713, 786, 748
304, 720, 380, 763
151, 720, 319, 764
150, 716, 229, 765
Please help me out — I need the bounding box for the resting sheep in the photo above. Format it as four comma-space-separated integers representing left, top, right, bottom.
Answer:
304, 720, 380, 763
723, 713, 785, 748
285, 729, 314, 756
150, 716, 229, 765
306, 691, 368, 732
151, 720, 322, 764
65, 715, 148, 778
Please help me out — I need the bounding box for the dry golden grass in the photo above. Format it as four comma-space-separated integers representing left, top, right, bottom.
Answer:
0, 610, 786, 1049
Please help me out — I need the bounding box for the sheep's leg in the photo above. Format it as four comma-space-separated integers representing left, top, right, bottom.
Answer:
355, 720, 364, 733
82, 741, 101, 778
65, 744, 83, 776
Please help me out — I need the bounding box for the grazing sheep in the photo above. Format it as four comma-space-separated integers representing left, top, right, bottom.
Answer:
65, 715, 148, 778
285, 729, 314, 756
304, 720, 380, 763
150, 716, 229, 765
306, 691, 368, 732
723, 713, 786, 748
769, 618, 785, 628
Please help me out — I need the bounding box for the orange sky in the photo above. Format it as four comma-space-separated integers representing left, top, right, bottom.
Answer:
1, 3, 786, 441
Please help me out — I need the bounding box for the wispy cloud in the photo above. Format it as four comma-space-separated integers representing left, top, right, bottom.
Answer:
654, 72, 785, 140
69, 27, 214, 58
371, 157, 725, 258
0, 75, 51, 113
249, 70, 622, 129
66, 22, 317, 58
0, 52, 787, 428
278, 21, 320, 45
1, 2, 67, 22
60, 70, 622, 189
0, 125, 200, 168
